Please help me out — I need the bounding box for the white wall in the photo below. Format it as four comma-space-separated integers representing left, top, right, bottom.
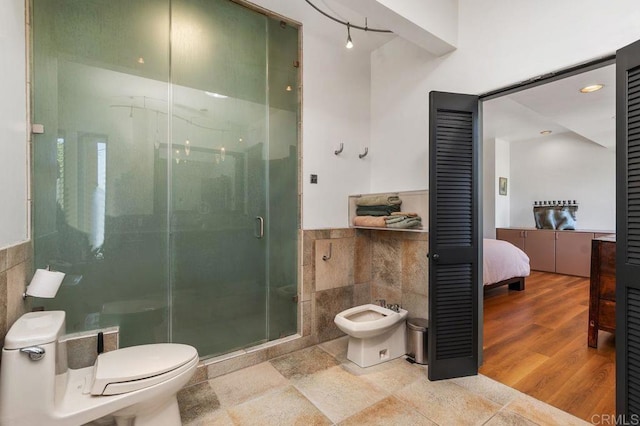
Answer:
483, 137, 510, 238
0, 0, 28, 248
482, 138, 496, 238
370, 0, 640, 197
510, 133, 615, 230
495, 138, 510, 229
248, 0, 375, 229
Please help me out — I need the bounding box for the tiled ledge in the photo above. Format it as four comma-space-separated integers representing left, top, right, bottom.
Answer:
185, 334, 319, 387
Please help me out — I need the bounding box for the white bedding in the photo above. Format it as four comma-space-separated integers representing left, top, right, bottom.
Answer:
483, 238, 530, 285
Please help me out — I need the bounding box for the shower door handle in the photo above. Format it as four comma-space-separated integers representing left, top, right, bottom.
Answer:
255, 216, 264, 239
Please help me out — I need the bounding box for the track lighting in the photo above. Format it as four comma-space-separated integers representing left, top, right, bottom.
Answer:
303, 0, 392, 50
346, 23, 354, 49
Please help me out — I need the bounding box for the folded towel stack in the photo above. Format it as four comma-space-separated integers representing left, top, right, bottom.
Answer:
385, 214, 422, 229
355, 194, 403, 217
352, 194, 422, 229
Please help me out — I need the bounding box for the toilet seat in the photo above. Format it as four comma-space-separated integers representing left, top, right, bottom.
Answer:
335, 304, 404, 338
91, 343, 198, 396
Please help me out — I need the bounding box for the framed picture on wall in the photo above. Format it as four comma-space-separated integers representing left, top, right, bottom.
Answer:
499, 177, 508, 196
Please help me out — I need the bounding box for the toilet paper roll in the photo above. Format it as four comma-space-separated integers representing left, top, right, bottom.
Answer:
26, 269, 65, 298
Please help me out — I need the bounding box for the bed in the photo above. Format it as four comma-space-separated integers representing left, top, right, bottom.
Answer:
483, 238, 530, 291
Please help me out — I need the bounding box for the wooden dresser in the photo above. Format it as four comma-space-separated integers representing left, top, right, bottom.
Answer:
588, 235, 616, 348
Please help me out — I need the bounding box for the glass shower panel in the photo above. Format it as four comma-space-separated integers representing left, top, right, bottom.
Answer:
32, 0, 172, 346
267, 20, 299, 340
169, 0, 270, 356
32, 0, 300, 358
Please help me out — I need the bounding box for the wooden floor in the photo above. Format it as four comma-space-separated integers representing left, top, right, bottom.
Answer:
480, 271, 616, 422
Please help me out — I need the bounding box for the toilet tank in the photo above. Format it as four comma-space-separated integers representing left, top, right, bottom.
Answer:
4, 311, 66, 349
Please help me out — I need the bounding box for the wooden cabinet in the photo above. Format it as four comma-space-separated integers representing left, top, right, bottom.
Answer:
495, 229, 524, 251
525, 230, 556, 273
496, 228, 555, 273
588, 236, 616, 348
496, 228, 607, 277
555, 231, 595, 277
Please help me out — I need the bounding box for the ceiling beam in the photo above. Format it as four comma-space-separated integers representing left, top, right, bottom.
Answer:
332, 0, 458, 56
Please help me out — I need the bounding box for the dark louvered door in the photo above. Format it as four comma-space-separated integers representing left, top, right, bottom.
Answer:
617, 39, 640, 419
428, 91, 481, 380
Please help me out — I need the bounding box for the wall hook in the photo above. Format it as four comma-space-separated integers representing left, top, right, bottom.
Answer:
322, 242, 332, 261
359, 147, 368, 159
334, 143, 344, 155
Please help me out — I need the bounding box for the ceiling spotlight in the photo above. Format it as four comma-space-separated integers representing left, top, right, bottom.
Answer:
346, 23, 354, 49
540, 130, 552, 135
137, 57, 145, 64
579, 84, 604, 93
286, 85, 293, 92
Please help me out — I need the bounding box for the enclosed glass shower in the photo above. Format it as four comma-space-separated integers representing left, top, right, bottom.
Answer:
31, 0, 299, 358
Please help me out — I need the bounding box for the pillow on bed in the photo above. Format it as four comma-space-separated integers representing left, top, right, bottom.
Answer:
483, 238, 531, 285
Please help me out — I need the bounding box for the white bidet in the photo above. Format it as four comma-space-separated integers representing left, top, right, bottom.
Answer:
334, 304, 408, 368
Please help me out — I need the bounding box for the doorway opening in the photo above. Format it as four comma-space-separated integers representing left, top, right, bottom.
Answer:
480, 61, 616, 421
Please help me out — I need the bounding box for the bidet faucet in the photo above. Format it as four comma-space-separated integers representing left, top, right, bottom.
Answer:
387, 304, 401, 313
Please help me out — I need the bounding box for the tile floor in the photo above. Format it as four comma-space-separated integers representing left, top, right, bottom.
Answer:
176, 336, 590, 425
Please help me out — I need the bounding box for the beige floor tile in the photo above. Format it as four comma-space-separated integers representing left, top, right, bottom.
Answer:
318, 336, 349, 361
294, 365, 388, 423
210, 362, 288, 407
339, 396, 436, 426
484, 410, 538, 426
343, 357, 427, 393
177, 381, 221, 424
450, 374, 520, 405
395, 378, 501, 426
183, 408, 235, 426
270, 346, 340, 380
227, 385, 332, 426
504, 394, 590, 426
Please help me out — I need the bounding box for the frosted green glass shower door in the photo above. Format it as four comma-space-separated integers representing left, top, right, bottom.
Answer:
31, 0, 298, 358
169, 0, 299, 356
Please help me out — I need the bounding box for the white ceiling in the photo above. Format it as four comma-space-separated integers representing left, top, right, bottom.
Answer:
483, 64, 615, 148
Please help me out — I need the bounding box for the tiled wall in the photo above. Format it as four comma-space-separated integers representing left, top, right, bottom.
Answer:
304, 229, 371, 342
0, 241, 33, 348
369, 230, 429, 320
306, 229, 428, 343
62, 328, 119, 369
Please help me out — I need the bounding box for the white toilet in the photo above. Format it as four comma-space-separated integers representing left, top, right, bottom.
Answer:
334, 304, 408, 368
0, 311, 198, 426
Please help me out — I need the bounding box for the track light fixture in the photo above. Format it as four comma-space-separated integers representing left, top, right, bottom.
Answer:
304, 0, 392, 49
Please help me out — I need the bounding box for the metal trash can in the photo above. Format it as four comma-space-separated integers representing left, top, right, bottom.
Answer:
406, 318, 428, 364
